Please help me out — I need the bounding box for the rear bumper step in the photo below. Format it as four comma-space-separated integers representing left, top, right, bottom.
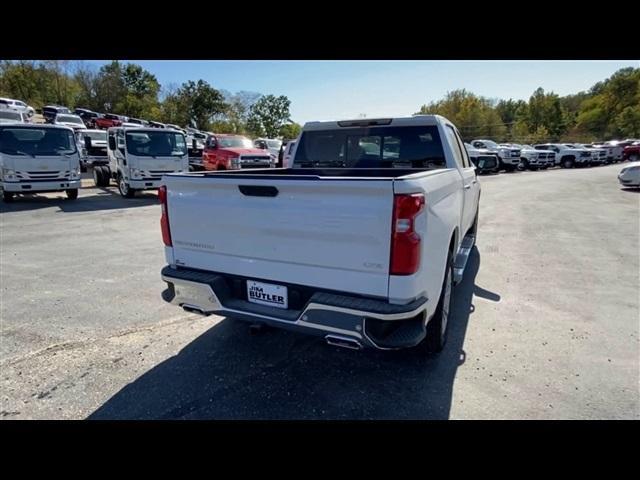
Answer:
161, 265, 428, 350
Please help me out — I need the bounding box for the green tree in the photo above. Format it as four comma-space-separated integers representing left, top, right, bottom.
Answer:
117, 63, 161, 118
419, 89, 507, 141
174, 80, 227, 130
279, 122, 302, 140
246, 95, 292, 138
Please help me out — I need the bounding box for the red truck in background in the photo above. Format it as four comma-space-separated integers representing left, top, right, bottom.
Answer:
94, 113, 123, 130
203, 134, 274, 170
622, 142, 640, 162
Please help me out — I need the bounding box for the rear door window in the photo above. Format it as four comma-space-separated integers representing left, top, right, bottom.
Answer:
445, 125, 465, 169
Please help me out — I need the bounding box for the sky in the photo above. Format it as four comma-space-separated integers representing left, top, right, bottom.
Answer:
89, 60, 639, 125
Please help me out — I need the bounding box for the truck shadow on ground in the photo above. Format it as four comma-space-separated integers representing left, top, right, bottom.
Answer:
0, 187, 158, 213
89, 247, 499, 420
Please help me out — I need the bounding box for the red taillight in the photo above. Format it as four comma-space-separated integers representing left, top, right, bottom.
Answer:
159, 185, 172, 246
390, 193, 425, 275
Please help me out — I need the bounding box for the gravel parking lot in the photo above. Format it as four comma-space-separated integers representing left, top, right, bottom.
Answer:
1, 165, 638, 420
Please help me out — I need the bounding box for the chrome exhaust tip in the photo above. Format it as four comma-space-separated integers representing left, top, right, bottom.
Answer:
181, 304, 208, 316
325, 334, 362, 350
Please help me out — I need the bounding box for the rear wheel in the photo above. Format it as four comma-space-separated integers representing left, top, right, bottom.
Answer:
93, 167, 103, 187
66, 189, 78, 200
562, 157, 574, 169
424, 252, 454, 354
96, 166, 110, 187
2, 191, 15, 203
630, 154, 639, 162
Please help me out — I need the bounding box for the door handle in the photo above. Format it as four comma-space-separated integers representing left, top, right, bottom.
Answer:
464, 184, 472, 190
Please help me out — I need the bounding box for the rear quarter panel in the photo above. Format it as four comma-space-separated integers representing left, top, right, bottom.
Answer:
389, 168, 463, 315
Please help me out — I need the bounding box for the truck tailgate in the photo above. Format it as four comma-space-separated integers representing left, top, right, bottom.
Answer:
164, 174, 395, 298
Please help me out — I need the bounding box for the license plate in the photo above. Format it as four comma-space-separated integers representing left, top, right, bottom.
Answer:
246, 280, 288, 309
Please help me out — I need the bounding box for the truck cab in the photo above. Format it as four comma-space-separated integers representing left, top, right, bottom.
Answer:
0, 124, 81, 202
202, 134, 274, 170
470, 139, 521, 171
100, 126, 188, 197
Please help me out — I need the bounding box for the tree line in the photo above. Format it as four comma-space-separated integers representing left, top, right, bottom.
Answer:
0, 60, 303, 139
417, 67, 640, 143
2, 61, 637, 143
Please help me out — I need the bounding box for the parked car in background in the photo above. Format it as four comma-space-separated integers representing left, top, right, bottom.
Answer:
533, 143, 591, 168
42, 105, 71, 123
0, 109, 28, 124
99, 126, 189, 197
519, 144, 555, 169
0, 124, 81, 202
0, 98, 35, 118
617, 162, 640, 188
202, 134, 274, 170
73, 108, 100, 128
165, 124, 187, 135
602, 140, 639, 162
622, 142, 640, 162
254, 137, 282, 161
54, 113, 86, 131
94, 113, 124, 130
148, 121, 166, 128
571, 144, 607, 166
464, 142, 499, 173
470, 139, 521, 171
159, 115, 481, 353
501, 143, 548, 170
186, 130, 207, 171
75, 129, 108, 173
279, 140, 297, 168
125, 118, 148, 127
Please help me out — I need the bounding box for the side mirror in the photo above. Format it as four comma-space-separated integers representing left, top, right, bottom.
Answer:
108, 136, 116, 150
84, 136, 92, 149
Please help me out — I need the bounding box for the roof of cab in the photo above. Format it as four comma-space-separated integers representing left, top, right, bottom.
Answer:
0, 123, 73, 130
302, 115, 445, 131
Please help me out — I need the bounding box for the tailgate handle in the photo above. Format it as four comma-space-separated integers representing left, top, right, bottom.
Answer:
238, 185, 279, 197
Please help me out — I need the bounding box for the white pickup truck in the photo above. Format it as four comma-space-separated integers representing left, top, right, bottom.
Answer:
470, 139, 521, 171
159, 115, 481, 353
533, 143, 592, 168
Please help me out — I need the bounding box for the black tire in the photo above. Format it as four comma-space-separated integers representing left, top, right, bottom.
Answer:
2, 191, 15, 203
424, 251, 454, 354
80, 163, 87, 173
101, 167, 112, 187
93, 166, 103, 187
66, 189, 78, 200
96, 166, 110, 187
118, 174, 135, 198
520, 159, 529, 171
630, 154, 639, 163
562, 157, 574, 169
